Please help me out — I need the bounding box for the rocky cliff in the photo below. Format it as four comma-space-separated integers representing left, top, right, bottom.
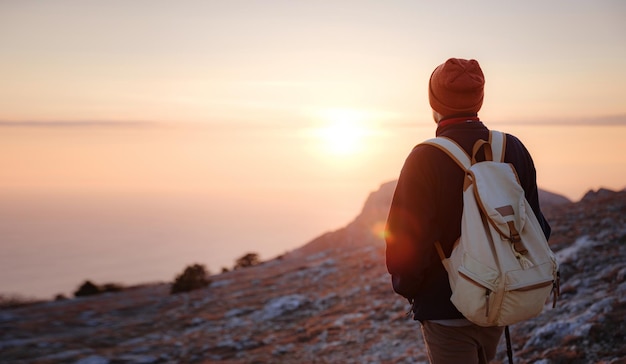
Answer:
1, 184, 625, 364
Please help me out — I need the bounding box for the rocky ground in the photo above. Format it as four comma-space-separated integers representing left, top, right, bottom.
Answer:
1, 183, 625, 364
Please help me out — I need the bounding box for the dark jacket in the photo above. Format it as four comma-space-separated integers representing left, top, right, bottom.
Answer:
385, 120, 551, 321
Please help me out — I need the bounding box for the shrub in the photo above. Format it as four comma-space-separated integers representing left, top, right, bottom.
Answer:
74, 280, 101, 297
54, 294, 68, 301
171, 263, 211, 294
74, 280, 125, 297
234, 252, 261, 269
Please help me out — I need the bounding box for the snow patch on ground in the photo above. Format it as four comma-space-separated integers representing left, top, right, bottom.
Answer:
555, 236, 598, 264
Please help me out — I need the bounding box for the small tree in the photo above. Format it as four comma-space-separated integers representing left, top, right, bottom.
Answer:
171, 263, 211, 294
74, 280, 101, 297
234, 252, 261, 269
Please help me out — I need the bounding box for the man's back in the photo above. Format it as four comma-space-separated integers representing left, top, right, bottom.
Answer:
386, 119, 550, 320
385, 57, 552, 363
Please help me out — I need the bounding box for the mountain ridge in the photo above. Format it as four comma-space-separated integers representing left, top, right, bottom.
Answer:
1, 184, 625, 363
291, 181, 571, 259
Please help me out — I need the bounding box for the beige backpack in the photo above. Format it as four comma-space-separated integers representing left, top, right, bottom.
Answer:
424, 131, 559, 327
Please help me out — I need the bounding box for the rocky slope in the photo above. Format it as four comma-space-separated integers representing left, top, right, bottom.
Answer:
1, 184, 625, 364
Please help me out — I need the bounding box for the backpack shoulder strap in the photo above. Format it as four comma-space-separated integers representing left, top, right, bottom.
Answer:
489, 130, 507, 163
423, 137, 471, 170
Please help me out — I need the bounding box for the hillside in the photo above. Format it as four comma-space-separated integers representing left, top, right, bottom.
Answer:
1, 184, 625, 363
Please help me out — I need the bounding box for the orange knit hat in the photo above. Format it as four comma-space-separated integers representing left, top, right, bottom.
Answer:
428, 58, 485, 117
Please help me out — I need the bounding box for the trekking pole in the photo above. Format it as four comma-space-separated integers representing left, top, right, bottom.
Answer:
505, 325, 513, 364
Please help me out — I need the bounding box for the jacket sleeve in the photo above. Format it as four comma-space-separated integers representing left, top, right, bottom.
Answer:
506, 134, 552, 240
385, 146, 440, 299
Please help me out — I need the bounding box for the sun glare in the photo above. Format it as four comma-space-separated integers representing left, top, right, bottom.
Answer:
315, 108, 370, 156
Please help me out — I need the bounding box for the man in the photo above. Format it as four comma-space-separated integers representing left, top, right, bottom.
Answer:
385, 58, 551, 363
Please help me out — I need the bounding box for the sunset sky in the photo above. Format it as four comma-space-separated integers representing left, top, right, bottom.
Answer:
1, 1, 625, 297
1, 0, 625, 124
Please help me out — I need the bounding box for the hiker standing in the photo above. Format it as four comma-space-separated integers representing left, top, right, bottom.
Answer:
385, 58, 552, 364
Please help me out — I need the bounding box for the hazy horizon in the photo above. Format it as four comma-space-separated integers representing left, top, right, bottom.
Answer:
2, 118, 625, 299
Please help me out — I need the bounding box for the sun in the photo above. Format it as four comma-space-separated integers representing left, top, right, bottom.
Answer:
314, 108, 370, 156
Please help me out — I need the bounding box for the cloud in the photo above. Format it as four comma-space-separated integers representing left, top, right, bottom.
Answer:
493, 114, 626, 126
0, 121, 161, 128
